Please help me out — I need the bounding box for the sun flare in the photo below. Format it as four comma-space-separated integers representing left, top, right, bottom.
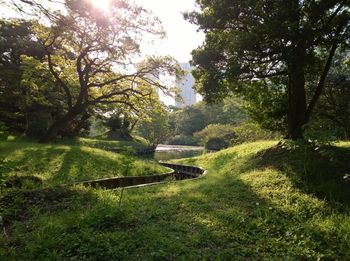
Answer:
90, 0, 111, 13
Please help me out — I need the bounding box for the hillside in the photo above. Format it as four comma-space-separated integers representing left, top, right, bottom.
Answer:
0, 137, 166, 187
1, 140, 350, 259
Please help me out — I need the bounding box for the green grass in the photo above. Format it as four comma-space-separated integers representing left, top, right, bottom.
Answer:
0, 138, 167, 187
1, 140, 350, 259
62, 136, 153, 153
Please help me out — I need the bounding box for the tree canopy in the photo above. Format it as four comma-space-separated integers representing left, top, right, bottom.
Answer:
187, 0, 350, 139
2, 0, 178, 141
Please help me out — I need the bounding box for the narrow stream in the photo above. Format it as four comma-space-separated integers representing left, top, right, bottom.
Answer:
74, 144, 207, 189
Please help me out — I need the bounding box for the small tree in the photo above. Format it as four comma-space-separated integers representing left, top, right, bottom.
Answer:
136, 105, 171, 148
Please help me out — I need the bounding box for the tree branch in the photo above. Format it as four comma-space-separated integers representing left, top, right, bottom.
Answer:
305, 25, 344, 121
45, 48, 73, 109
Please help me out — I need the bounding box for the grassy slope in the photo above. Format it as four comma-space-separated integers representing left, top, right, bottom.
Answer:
63, 136, 153, 153
0, 137, 167, 186
1, 141, 350, 259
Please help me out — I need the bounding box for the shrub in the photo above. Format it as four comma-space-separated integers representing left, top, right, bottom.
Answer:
194, 124, 237, 150
166, 135, 200, 146
0, 157, 10, 189
194, 124, 235, 141
205, 136, 232, 150
233, 122, 278, 143
0, 122, 9, 140
195, 122, 278, 150
25, 104, 52, 138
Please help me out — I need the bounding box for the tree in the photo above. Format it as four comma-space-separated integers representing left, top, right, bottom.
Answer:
0, 19, 45, 132
136, 106, 171, 148
8, 0, 178, 142
315, 51, 350, 139
104, 110, 137, 140
170, 98, 247, 137
173, 105, 207, 136
187, 0, 350, 139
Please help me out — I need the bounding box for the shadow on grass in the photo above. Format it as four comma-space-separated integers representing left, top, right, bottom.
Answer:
243, 143, 350, 205
118, 161, 348, 259
1, 155, 349, 259
2, 142, 350, 259
1, 141, 163, 187
51, 146, 157, 184
0, 187, 96, 227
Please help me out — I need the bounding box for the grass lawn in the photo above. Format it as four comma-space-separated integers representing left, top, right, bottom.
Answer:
1, 140, 349, 259
0, 136, 167, 187
62, 136, 153, 153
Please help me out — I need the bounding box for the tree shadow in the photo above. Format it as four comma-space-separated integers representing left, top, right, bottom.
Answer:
243, 143, 350, 206
0, 187, 96, 228
117, 160, 348, 259
51, 146, 121, 184
1, 149, 349, 259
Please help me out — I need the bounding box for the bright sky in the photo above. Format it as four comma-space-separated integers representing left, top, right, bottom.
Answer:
1, 0, 204, 63
134, 0, 204, 63
132, 0, 205, 105
0, 0, 204, 105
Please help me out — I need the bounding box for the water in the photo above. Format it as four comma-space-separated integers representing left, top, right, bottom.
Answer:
154, 144, 205, 161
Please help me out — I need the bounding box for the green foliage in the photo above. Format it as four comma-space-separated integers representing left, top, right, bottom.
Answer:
136, 107, 171, 147
242, 80, 288, 133
171, 105, 207, 136
1, 1, 179, 141
166, 135, 200, 146
205, 136, 231, 150
0, 19, 45, 133
88, 117, 108, 137
194, 124, 236, 150
168, 97, 248, 144
311, 51, 350, 140
194, 124, 235, 141
103, 112, 133, 141
194, 123, 278, 150
0, 157, 8, 189
0, 122, 8, 137
233, 122, 279, 143
105, 115, 124, 132
187, 0, 350, 139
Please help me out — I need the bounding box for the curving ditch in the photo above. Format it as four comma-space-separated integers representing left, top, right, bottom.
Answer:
73, 162, 206, 190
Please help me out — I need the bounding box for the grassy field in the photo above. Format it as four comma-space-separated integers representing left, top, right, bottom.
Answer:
1, 140, 350, 259
0, 136, 167, 187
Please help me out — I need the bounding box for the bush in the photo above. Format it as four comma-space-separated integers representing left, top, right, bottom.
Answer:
303, 118, 343, 143
166, 135, 200, 146
0, 157, 10, 189
25, 104, 52, 138
194, 124, 237, 150
0, 122, 9, 140
233, 122, 278, 143
195, 122, 278, 150
205, 136, 232, 150
194, 124, 235, 141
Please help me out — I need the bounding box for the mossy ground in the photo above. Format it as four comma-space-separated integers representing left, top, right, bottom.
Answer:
1, 140, 349, 259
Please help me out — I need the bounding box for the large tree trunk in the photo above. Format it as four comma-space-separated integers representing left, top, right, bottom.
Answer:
40, 107, 83, 143
287, 53, 307, 140
67, 112, 91, 137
